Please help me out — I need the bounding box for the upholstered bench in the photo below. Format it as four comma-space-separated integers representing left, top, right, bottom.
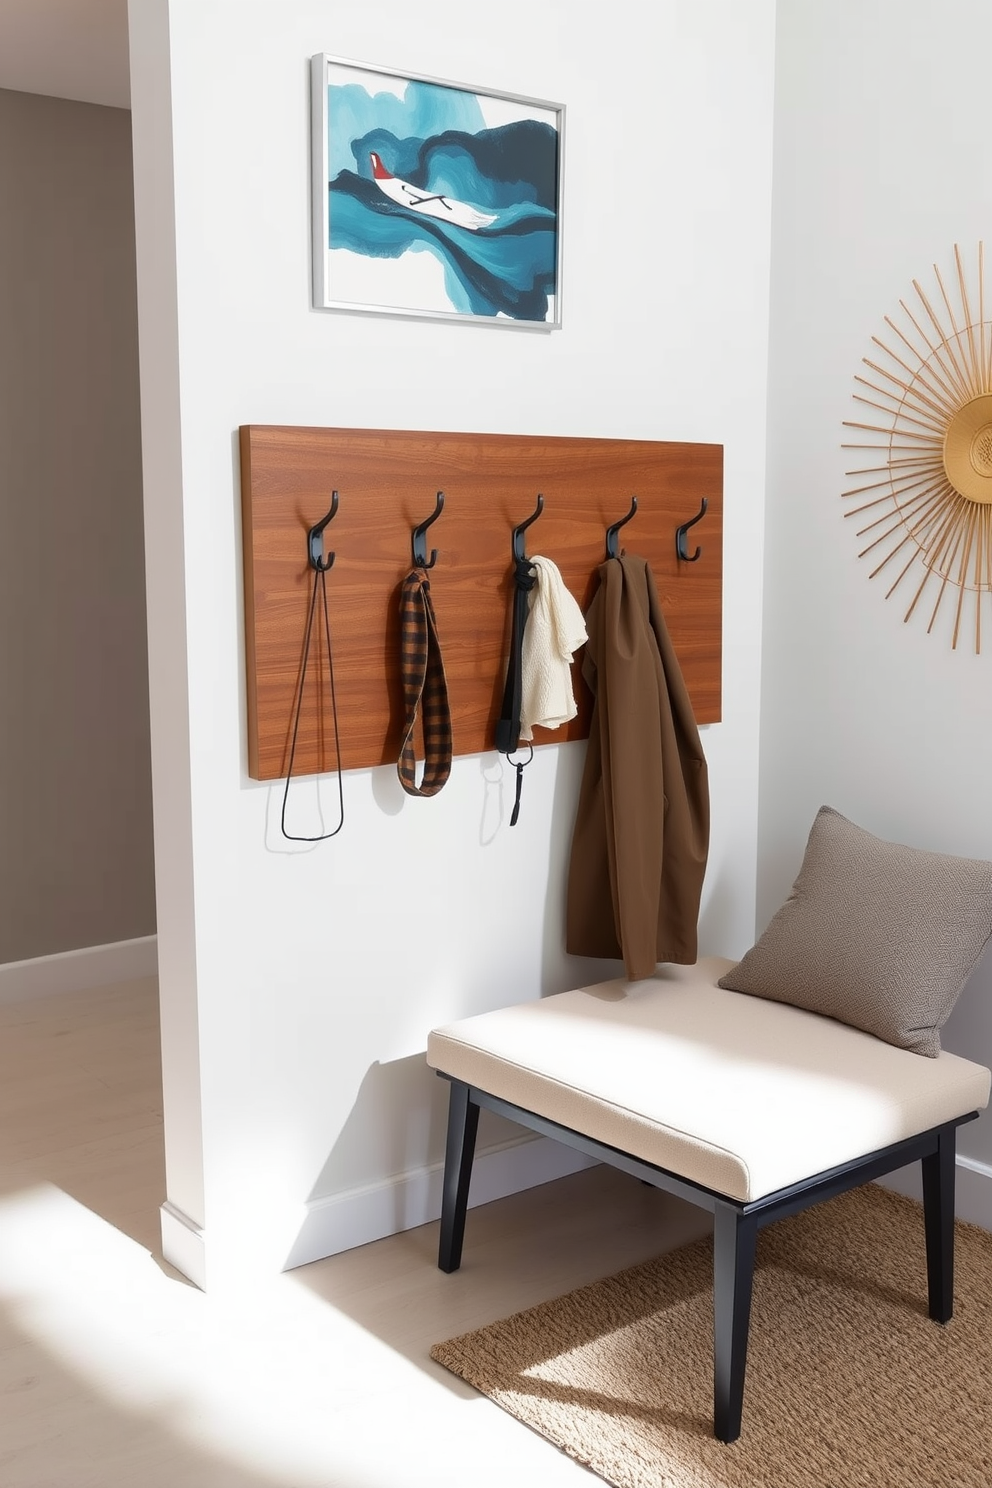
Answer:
427, 956, 991, 1443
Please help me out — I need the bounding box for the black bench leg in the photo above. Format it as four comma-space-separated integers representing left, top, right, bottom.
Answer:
713, 1202, 758, 1443
922, 1123, 956, 1323
438, 1080, 480, 1274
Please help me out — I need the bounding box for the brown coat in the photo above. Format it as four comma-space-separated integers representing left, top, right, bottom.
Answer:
565, 554, 710, 979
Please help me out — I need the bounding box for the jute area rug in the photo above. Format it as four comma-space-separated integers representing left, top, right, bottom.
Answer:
430, 1185, 992, 1488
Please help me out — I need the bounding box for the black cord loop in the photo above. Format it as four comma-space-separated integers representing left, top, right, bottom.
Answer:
280, 562, 345, 842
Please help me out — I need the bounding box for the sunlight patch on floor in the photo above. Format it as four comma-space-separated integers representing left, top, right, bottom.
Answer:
0, 1182, 452, 1487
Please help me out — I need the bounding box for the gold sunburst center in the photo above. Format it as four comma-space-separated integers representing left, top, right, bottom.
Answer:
943, 393, 992, 504
969, 426, 992, 475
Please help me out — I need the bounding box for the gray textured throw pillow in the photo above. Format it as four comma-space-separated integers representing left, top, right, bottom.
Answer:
718, 806, 992, 1056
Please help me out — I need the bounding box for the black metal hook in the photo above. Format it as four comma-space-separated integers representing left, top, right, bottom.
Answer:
308, 491, 339, 571
605, 496, 638, 560
412, 490, 445, 569
675, 497, 708, 562
512, 494, 544, 563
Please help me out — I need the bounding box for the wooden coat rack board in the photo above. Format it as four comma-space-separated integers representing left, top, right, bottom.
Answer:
240, 425, 723, 782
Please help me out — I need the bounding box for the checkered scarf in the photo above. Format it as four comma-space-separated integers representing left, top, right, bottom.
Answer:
397, 569, 452, 796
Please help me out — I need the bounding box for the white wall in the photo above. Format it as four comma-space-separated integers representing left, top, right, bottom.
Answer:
762, 0, 992, 1221
129, 0, 776, 1286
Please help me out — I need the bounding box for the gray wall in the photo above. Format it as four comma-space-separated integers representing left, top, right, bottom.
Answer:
0, 86, 155, 962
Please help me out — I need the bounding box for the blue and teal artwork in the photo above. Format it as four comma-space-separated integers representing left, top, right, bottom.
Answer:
321, 61, 561, 325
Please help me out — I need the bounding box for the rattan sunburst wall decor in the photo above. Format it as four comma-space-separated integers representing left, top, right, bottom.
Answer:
842, 243, 992, 652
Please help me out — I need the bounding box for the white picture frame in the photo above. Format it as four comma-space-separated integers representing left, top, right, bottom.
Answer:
311, 54, 564, 329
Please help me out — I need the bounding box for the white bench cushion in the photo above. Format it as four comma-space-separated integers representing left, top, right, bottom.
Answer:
427, 957, 991, 1203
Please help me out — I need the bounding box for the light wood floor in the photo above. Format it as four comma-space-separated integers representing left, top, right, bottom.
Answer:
0, 977, 709, 1487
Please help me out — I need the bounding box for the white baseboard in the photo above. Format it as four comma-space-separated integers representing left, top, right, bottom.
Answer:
283, 1134, 598, 1271
167, 1144, 992, 1288
876, 1153, 992, 1232
0, 935, 158, 1003
160, 1200, 207, 1290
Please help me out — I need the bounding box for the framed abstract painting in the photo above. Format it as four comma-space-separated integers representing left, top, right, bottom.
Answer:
310, 55, 564, 329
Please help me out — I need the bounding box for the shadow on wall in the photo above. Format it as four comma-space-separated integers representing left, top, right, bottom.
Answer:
943, 948, 992, 1095
283, 729, 666, 1275
285, 1053, 528, 1271
307, 1054, 449, 1199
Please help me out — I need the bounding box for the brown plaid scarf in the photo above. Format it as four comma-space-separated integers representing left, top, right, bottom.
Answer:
397, 569, 452, 796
